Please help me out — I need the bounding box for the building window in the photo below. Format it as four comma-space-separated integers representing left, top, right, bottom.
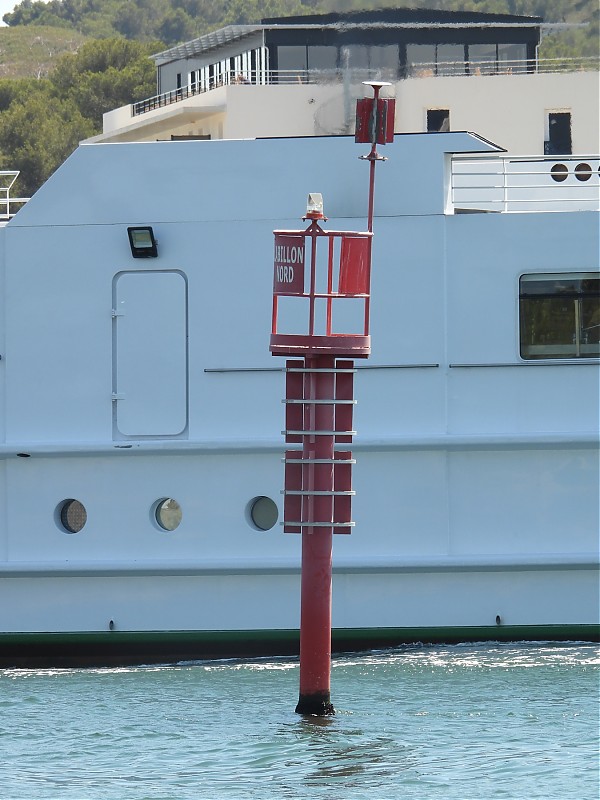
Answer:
519, 273, 600, 360
277, 45, 307, 76
545, 112, 572, 156
427, 109, 450, 132
436, 44, 466, 75
307, 46, 337, 73
370, 45, 399, 78
342, 44, 369, 70
468, 43, 497, 74
406, 44, 436, 75
498, 43, 527, 72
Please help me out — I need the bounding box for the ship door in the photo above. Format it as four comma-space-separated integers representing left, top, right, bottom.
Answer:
113, 271, 188, 437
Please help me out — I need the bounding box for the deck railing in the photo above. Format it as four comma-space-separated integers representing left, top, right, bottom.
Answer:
131, 56, 599, 117
451, 155, 600, 213
0, 171, 29, 220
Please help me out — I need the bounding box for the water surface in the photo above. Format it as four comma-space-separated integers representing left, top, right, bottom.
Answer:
1, 642, 598, 799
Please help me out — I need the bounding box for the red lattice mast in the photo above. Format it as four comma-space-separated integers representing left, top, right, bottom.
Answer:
270, 83, 394, 715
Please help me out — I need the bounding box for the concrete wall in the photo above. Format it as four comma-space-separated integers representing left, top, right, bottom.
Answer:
395, 70, 599, 154
96, 69, 599, 155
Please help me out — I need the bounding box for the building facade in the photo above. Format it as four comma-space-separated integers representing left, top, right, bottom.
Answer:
88, 9, 599, 155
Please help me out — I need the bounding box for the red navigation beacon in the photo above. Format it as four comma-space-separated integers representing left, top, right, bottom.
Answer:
269, 83, 393, 716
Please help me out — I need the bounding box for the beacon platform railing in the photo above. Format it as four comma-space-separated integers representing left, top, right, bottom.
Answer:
451, 156, 600, 213
131, 56, 598, 117
0, 171, 29, 219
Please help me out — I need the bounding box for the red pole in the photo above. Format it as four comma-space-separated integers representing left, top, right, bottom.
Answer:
295, 354, 335, 715
272, 83, 391, 714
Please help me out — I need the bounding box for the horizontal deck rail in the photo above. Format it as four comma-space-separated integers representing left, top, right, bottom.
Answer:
451, 155, 600, 213
0, 553, 597, 577
0, 170, 29, 219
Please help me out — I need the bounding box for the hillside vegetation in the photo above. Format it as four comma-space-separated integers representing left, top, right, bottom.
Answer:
3, 0, 599, 52
0, 25, 87, 79
0, 0, 597, 198
0, 38, 157, 195
0, 0, 596, 82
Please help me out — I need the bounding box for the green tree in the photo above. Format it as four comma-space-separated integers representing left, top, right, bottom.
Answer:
0, 38, 158, 194
223, 0, 314, 25
50, 38, 158, 126
0, 86, 94, 196
157, 8, 196, 45
113, 0, 167, 40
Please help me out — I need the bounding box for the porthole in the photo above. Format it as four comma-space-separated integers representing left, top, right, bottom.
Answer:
57, 499, 87, 534
574, 163, 592, 182
248, 496, 278, 531
550, 163, 568, 182
154, 498, 182, 531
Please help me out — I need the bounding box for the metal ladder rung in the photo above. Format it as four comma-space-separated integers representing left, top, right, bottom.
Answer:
281, 490, 356, 496
281, 521, 355, 528
283, 398, 357, 405
283, 430, 357, 436
285, 367, 356, 374
282, 457, 356, 464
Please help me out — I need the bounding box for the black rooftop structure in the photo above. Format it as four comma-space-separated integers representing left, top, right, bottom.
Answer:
150, 7, 542, 100
261, 8, 541, 75
262, 6, 542, 27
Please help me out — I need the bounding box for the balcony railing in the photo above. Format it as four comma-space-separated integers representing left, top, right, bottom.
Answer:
0, 171, 29, 220
132, 68, 387, 115
408, 55, 597, 77
132, 56, 599, 117
451, 155, 600, 213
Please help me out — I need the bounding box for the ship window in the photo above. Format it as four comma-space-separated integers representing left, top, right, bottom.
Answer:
57, 499, 87, 534
154, 498, 182, 531
248, 496, 278, 531
519, 273, 600, 360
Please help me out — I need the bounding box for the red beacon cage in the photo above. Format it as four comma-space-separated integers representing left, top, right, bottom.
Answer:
269, 192, 374, 360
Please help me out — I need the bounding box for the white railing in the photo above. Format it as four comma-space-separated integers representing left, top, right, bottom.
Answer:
131, 56, 598, 117
132, 68, 390, 115
408, 55, 597, 78
0, 171, 29, 220
451, 156, 600, 213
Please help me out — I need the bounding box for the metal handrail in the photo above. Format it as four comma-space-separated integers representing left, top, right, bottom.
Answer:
0, 171, 29, 219
132, 68, 387, 115
451, 155, 600, 213
408, 55, 597, 77
131, 56, 599, 117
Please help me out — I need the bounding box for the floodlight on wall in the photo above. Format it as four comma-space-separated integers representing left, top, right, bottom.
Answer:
127, 226, 157, 258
